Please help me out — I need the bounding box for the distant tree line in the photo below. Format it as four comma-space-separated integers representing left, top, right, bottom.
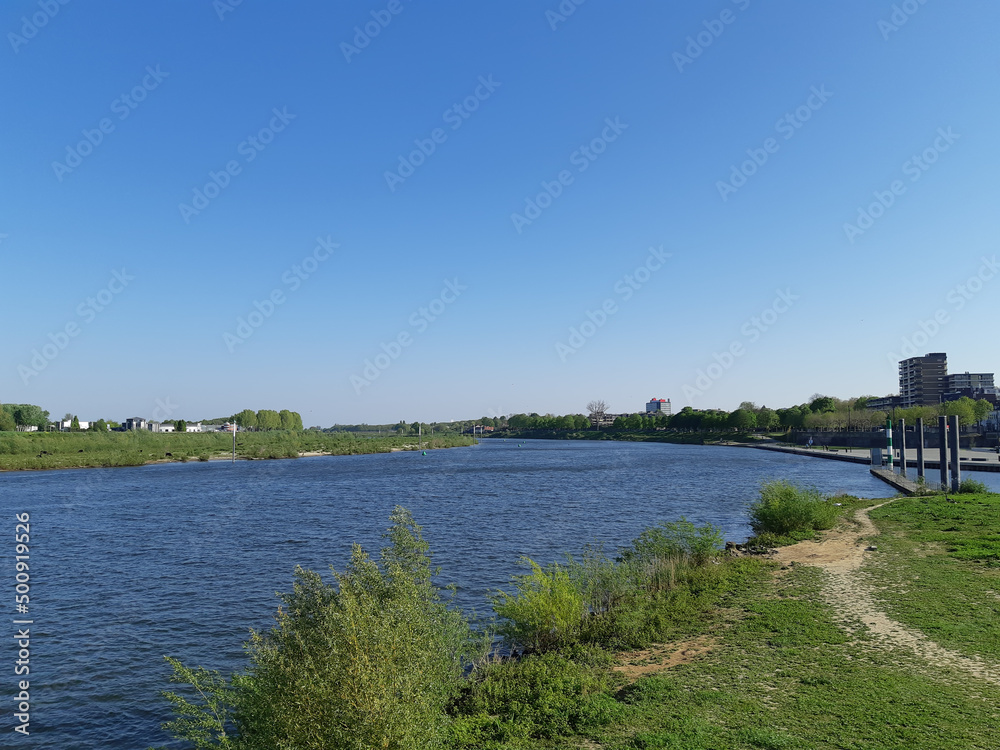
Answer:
232, 409, 304, 431
497, 394, 996, 436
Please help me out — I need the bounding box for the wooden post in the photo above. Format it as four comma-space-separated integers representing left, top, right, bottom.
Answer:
949, 414, 961, 492
916, 417, 925, 479
898, 418, 907, 477
938, 416, 948, 490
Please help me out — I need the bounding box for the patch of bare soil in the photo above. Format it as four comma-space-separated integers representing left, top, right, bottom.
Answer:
775, 503, 1000, 687
614, 636, 716, 682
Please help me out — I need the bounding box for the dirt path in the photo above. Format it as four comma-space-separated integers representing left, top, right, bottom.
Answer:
774, 503, 1000, 687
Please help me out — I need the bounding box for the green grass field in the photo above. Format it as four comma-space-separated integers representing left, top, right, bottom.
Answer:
449, 492, 1000, 749
0, 429, 475, 471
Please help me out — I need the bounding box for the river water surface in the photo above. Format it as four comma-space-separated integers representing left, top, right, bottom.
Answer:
4, 439, 997, 748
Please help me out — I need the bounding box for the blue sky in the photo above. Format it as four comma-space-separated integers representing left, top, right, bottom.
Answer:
2, 0, 998, 426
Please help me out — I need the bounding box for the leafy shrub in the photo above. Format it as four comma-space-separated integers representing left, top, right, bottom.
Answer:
623, 517, 723, 567
493, 558, 588, 652
157, 507, 475, 750
749, 480, 838, 538
453, 651, 621, 741
958, 478, 990, 494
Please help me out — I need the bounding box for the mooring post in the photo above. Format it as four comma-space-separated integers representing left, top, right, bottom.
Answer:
949, 414, 961, 492
916, 417, 925, 479
938, 416, 948, 490
898, 418, 907, 477
885, 417, 893, 470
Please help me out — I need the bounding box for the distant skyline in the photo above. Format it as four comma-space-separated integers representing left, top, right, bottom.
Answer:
3, 1, 999, 425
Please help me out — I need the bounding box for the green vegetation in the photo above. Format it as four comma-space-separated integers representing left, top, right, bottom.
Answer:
156, 492, 1000, 749
156, 508, 481, 750
748, 479, 840, 543
866, 492, 1000, 661
0, 430, 474, 471
0, 402, 50, 430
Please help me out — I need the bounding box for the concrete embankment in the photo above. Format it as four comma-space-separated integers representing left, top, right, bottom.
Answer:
869, 467, 923, 496
746, 442, 1000, 473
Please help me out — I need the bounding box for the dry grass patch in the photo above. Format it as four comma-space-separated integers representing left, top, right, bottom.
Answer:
613, 636, 716, 683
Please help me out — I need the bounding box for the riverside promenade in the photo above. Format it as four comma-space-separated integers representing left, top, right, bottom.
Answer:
747, 442, 1000, 473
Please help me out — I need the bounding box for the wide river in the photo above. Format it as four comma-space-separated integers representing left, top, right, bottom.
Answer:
4, 439, 999, 748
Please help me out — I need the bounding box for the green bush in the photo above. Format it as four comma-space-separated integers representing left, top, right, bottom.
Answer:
493, 558, 588, 653
749, 480, 838, 538
157, 507, 476, 750
958, 478, 990, 494
622, 517, 723, 567
453, 651, 621, 742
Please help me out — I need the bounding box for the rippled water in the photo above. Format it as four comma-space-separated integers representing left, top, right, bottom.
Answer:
3, 439, 993, 748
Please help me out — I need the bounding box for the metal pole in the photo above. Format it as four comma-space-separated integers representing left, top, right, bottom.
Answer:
949, 414, 961, 492
898, 418, 906, 477
916, 417, 925, 479
885, 418, 893, 470
938, 416, 948, 490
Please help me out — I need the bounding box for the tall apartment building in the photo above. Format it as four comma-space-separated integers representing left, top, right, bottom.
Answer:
645, 398, 672, 416
898, 353, 948, 407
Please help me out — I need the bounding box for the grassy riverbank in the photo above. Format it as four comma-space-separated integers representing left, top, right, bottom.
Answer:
0, 430, 475, 471
156, 486, 1000, 749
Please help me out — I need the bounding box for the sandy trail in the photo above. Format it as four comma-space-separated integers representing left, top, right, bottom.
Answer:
774, 503, 1000, 687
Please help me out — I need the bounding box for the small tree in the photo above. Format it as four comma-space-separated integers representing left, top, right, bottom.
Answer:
70, 416, 80, 431
586, 400, 608, 418
91, 419, 108, 432
175, 420, 187, 433
158, 507, 473, 749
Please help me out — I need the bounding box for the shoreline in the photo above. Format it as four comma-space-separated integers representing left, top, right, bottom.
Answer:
0, 442, 468, 474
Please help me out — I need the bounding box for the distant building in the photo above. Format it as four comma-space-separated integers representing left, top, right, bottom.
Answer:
124, 417, 147, 431
865, 395, 903, 411
148, 422, 175, 433
945, 372, 995, 392
941, 372, 997, 404
56, 419, 91, 431
899, 353, 948, 407
645, 398, 672, 415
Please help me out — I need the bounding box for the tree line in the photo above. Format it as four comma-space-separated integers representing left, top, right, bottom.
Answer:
497, 394, 996, 435
0, 403, 50, 431
231, 409, 304, 431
